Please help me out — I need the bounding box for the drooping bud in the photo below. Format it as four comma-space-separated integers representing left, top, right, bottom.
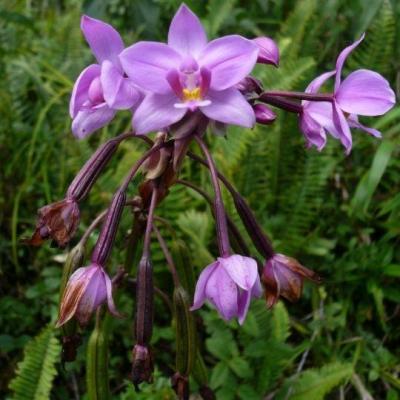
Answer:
199, 386, 216, 400
253, 37, 280, 67
236, 76, 263, 97
67, 136, 122, 201
253, 103, 277, 125
262, 253, 321, 308
57, 263, 120, 327
232, 191, 274, 259
91, 189, 126, 266
135, 255, 154, 345
132, 344, 154, 389
25, 198, 80, 248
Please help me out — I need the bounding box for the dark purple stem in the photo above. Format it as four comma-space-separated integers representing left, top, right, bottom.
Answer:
194, 135, 230, 258
142, 185, 159, 258
258, 95, 303, 114
187, 152, 274, 260
262, 90, 333, 102
120, 142, 171, 192
153, 225, 180, 286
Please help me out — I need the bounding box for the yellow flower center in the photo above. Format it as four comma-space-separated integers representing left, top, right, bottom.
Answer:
182, 87, 201, 102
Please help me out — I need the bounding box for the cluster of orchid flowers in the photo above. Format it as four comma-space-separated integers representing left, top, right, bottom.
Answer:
27, 4, 395, 399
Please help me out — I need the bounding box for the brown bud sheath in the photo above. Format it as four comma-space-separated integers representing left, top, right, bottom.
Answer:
131, 344, 154, 390
135, 255, 154, 345
91, 190, 126, 266
171, 373, 189, 400
67, 136, 122, 201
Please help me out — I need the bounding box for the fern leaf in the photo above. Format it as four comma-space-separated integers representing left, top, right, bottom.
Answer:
277, 362, 353, 400
9, 325, 61, 400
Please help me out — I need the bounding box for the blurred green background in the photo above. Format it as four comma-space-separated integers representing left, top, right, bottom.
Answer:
1, 0, 399, 399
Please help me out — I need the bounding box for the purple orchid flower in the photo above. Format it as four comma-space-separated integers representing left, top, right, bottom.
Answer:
191, 255, 262, 324
300, 34, 395, 153
70, 16, 142, 138
57, 263, 120, 327
120, 4, 259, 135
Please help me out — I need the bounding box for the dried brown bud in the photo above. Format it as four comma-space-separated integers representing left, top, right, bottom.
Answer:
131, 344, 154, 390
262, 254, 321, 308
25, 198, 79, 248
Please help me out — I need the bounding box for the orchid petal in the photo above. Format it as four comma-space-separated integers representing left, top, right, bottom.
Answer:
237, 290, 252, 325
306, 102, 341, 139
335, 33, 364, 91
205, 266, 238, 321
332, 102, 352, 154
200, 35, 259, 90
299, 111, 327, 151
168, 4, 207, 57
191, 262, 218, 310
120, 42, 181, 94
219, 255, 258, 290
305, 70, 336, 94
202, 88, 255, 128
132, 93, 186, 135
348, 114, 382, 138
101, 60, 142, 110
104, 269, 122, 317
72, 104, 116, 139
70, 64, 100, 118
81, 15, 124, 67
336, 69, 395, 116
251, 277, 263, 298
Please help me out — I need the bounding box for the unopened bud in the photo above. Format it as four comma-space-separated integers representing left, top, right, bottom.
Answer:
135, 255, 154, 345
91, 190, 126, 265
232, 192, 274, 259
67, 136, 122, 201
253, 37, 280, 67
236, 76, 263, 96
253, 103, 276, 125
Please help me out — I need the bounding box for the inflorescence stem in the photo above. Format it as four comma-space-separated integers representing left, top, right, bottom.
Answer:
194, 135, 230, 258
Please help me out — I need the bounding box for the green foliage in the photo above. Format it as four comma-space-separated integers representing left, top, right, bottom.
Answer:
1, 0, 399, 399
276, 362, 354, 400
9, 325, 61, 400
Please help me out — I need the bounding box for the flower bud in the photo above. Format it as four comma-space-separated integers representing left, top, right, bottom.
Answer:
25, 198, 80, 248
253, 103, 277, 125
67, 136, 121, 201
91, 189, 126, 265
135, 255, 154, 345
262, 254, 321, 308
253, 37, 280, 67
131, 344, 154, 389
232, 192, 274, 259
236, 76, 263, 96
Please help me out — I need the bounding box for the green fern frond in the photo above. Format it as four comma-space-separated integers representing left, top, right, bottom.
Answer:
277, 362, 353, 400
349, 0, 395, 75
9, 325, 61, 400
